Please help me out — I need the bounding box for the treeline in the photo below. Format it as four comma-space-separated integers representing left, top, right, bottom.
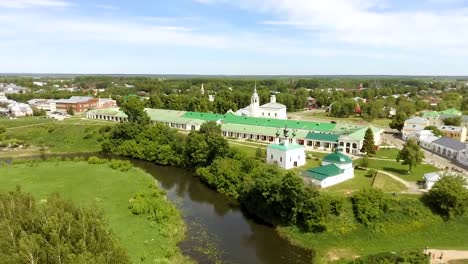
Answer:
5, 76, 467, 115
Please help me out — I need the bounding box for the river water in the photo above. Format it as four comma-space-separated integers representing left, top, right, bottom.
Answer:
134, 161, 313, 264
4, 155, 313, 264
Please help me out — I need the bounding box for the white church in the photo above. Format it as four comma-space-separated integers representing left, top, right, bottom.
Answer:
266, 127, 306, 169
234, 85, 287, 120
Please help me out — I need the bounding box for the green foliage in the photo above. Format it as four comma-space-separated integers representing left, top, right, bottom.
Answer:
424, 125, 443, 136
361, 128, 376, 155
88, 156, 107, 164
359, 155, 370, 168
423, 174, 468, 219
120, 96, 150, 125
389, 112, 407, 132
348, 250, 429, 264
330, 99, 357, 118
129, 185, 175, 223
66, 106, 74, 116
352, 188, 386, 226
109, 159, 132, 172
255, 146, 265, 159
442, 116, 462, 126
397, 138, 425, 172
32, 107, 46, 116
0, 187, 130, 264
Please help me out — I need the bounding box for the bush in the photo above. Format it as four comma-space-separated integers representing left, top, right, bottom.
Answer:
109, 159, 132, 172
88, 156, 107, 164
128, 185, 175, 223
352, 188, 386, 226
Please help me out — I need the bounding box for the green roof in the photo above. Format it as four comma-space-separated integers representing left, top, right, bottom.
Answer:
306, 132, 339, 142
267, 143, 304, 151
304, 164, 343, 181
439, 108, 462, 116
423, 111, 440, 118
182, 111, 337, 132
322, 150, 352, 164
87, 108, 128, 118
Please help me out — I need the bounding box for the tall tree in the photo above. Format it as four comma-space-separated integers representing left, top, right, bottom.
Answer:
360, 128, 376, 156
442, 116, 462, 126
423, 174, 468, 219
389, 112, 407, 132
396, 138, 425, 173
120, 96, 150, 125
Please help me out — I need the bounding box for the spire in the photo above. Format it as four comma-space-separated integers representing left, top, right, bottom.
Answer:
254, 81, 257, 94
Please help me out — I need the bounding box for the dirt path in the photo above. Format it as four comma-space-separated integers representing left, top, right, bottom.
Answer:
427, 249, 468, 263
376, 170, 421, 193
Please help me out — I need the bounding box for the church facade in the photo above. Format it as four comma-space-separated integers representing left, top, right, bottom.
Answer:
266, 128, 306, 169
235, 87, 287, 120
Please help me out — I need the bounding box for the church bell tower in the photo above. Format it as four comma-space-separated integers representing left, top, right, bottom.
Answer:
251, 82, 260, 117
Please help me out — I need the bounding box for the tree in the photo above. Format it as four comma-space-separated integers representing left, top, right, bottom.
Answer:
66, 106, 74, 116
120, 96, 150, 125
423, 174, 468, 219
32, 107, 46, 116
352, 188, 386, 226
255, 146, 265, 159
442, 116, 462, 126
424, 125, 443, 136
389, 112, 407, 132
360, 128, 376, 156
396, 138, 425, 173
0, 188, 130, 263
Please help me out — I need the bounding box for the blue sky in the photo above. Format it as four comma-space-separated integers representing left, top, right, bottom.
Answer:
1, 0, 468, 75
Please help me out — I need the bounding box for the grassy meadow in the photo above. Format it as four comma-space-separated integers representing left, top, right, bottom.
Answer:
0, 160, 190, 263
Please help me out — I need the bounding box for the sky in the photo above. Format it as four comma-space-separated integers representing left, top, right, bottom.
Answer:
1, 0, 468, 75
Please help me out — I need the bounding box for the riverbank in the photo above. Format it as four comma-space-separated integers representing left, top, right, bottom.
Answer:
0, 160, 192, 263
278, 207, 468, 263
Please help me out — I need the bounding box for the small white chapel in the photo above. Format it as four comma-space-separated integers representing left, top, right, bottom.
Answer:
266, 127, 306, 169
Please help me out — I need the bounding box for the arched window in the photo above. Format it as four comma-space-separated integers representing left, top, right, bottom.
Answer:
270, 154, 273, 159
280, 157, 282, 162
352, 143, 357, 148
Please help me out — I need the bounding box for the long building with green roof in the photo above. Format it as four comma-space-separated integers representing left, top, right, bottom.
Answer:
86, 108, 384, 154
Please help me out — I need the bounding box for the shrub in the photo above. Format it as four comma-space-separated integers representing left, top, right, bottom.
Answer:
352, 188, 386, 226
348, 250, 429, 264
109, 159, 132, 172
88, 156, 107, 164
128, 186, 175, 223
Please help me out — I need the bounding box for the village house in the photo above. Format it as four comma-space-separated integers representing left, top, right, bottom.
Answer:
0, 83, 30, 94
402, 116, 430, 140
437, 125, 467, 142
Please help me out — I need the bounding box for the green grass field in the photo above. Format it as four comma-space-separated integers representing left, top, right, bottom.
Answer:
0, 116, 54, 128
0, 161, 190, 263
364, 159, 438, 182
375, 148, 400, 159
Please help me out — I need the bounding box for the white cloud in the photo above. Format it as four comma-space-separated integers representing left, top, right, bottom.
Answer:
0, 0, 70, 8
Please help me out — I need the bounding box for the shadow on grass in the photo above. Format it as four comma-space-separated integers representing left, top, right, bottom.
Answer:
382, 167, 408, 176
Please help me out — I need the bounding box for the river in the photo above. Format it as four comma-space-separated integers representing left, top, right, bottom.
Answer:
4, 155, 313, 264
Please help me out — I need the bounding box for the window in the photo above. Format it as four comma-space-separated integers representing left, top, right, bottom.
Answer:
268, 113, 270, 116
271, 154, 273, 159
275, 113, 277, 117
280, 157, 282, 162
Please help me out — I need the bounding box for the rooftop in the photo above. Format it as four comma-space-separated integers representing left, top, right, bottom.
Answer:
55, 96, 94, 104
304, 164, 344, 181
322, 149, 353, 164
306, 132, 339, 142
260, 102, 286, 109
439, 108, 462, 116
267, 142, 304, 151
432, 137, 467, 151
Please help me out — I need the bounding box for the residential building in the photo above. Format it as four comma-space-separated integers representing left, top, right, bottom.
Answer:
437, 125, 467, 142
303, 148, 354, 188
402, 117, 430, 140
266, 128, 306, 169
0, 83, 30, 94
431, 137, 467, 160
87, 108, 384, 155
28, 99, 57, 112
8, 103, 33, 117
235, 86, 287, 120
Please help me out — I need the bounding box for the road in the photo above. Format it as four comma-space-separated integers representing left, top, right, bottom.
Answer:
427, 249, 468, 263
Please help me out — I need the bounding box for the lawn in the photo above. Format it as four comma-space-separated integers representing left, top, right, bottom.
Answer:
372, 172, 407, 192
3, 121, 109, 153
322, 169, 407, 194
0, 116, 54, 128
363, 159, 438, 182
0, 161, 190, 263
375, 148, 400, 160
293, 111, 391, 128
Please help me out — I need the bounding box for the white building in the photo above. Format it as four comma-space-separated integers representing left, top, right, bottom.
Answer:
304, 148, 354, 188
28, 99, 57, 112
402, 117, 430, 140
235, 85, 287, 120
423, 171, 467, 190
8, 102, 33, 117
431, 137, 467, 160
266, 128, 306, 169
